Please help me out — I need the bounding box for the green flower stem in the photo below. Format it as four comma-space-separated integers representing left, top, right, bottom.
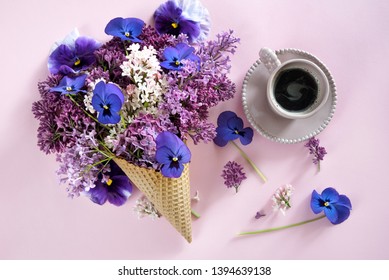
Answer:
230, 141, 267, 183
191, 209, 201, 219
238, 214, 326, 236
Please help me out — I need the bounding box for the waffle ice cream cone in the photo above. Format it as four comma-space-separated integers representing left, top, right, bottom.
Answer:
113, 157, 192, 243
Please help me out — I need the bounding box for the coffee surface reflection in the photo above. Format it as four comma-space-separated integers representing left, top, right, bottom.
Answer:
274, 68, 318, 112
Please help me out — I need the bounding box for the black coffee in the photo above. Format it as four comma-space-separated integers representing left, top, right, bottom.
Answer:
274, 68, 318, 112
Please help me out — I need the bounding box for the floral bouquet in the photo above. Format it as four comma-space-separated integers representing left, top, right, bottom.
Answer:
32, 0, 239, 243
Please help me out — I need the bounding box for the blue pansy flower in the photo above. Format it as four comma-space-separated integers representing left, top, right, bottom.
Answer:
87, 161, 133, 206
311, 187, 352, 225
105, 17, 145, 42
154, 0, 210, 43
91, 81, 124, 125
160, 43, 200, 71
50, 74, 87, 95
48, 33, 101, 75
155, 131, 191, 178
213, 111, 254, 147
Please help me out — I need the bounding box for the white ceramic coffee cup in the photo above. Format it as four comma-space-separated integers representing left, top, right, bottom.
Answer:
259, 48, 329, 119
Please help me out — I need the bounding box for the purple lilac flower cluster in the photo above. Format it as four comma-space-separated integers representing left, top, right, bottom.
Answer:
221, 161, 247, 193
32, 0, 239, 205
305, 136, 327, 170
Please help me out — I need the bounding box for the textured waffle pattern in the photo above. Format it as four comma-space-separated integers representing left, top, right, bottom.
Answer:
113, 158, 192, 243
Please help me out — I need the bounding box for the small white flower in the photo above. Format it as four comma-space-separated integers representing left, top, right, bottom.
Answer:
133, 196, 160, 220
191, 190, 200, 202
272, 184, 294, 215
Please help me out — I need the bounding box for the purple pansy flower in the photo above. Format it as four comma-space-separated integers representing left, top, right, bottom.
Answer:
155, 131, 191, 178
87, 161, 133, 206
105, 17, 145, 42
154, 0, 210, 43
50, 74, 87, 95
213, 111, 254, 147
160, 43, 200, 71
48, 36, 100, 75
91, 81, 124, 124
311, 187, 352, 225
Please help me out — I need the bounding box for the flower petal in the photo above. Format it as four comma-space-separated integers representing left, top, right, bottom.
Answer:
310, 190, 324, 214
74, 36, 100, 67
176, 18, 200, 42
123, 18, 145, 38
99, 111, 121, 125
106, 94, 123, 112
154, 1, 183, 35
227, 115, 244, 131
324, 204, 339, 224
174, 0, 210, 42
91, 93, 104, 112
107, 175, 133, 206
161, 161, 184, 178
105, 17, 126, 37
176, 43, 195, 59
160, 60, 179, 70
72, 74, 88, 90
217, 111, 237, 127
163, 46, 179, 61
215, 125, 239, 143
156, 131, 180, 150
155, 146, 175, 165
213, 134, 229, 147
48, 44, 74, 74
337, 194, 352, 210
331, 204, 351, 224
93, 81, 106, 99
106, 82, 124, 104
321, 187, 340, 204
239, 127, 253, 145
87, 181, 108, 205
177, 144, 191, 164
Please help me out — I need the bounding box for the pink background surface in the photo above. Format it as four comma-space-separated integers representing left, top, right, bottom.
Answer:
1, 0, 388, 259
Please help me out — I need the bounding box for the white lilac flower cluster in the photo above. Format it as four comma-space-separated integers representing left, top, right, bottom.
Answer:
272, 184, 294, 215
121, 44, 167, 115
133, 196, 161, 220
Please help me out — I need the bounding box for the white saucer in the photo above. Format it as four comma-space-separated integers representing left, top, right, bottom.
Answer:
242, 49, 337, 144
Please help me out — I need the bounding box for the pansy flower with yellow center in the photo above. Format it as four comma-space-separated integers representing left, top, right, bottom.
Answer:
87, 161, 133, 206
91, 81, 124, 125
155, 131, 191, 178
154, 0, 210, 43
105, 17, 145, 42
50, 74, 87, 95
48, 35, 100, 75
311, 187, 352, 225
160, 43, 200, 71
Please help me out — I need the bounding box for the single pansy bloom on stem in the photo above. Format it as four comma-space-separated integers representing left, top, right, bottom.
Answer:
239, 187, 352, 236
50, 74, 87, 95
155, 131, 191, 178
213, 111, 254, 147
87, 161, 133, 206
154, 0, 210, 43
48, 29, 101, 75
311, 187, 352, 225
105, 17, 145, 42
91, 81, 124, 125
160, 43, 200, 71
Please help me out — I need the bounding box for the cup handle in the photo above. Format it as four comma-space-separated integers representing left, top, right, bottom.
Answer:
259, 48, 281, 73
